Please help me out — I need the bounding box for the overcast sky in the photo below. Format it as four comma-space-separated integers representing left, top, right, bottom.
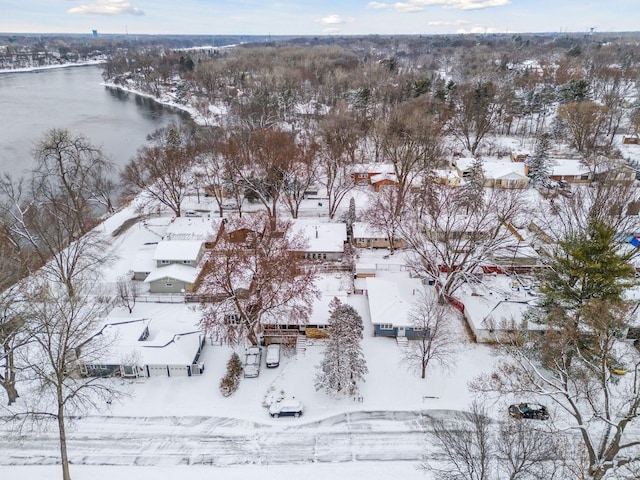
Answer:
3, 0, 639, 36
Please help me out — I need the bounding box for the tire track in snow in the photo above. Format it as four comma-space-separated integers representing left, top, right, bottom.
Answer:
0, 410, 451, 467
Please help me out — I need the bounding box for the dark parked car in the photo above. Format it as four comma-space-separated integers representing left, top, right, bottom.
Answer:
508, 403, 550, 420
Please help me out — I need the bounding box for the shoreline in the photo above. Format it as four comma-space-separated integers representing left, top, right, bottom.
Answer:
0, 59, 105, 75
101, 81, 219, 127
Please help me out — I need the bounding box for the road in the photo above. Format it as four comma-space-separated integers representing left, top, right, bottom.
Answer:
0, 410, 450, 467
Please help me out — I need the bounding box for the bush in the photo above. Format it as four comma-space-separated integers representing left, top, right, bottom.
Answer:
219, 352, 243, 397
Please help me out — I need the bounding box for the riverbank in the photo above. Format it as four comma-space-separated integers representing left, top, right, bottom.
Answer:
102, 78, 230, 127
0, 59, 105, 75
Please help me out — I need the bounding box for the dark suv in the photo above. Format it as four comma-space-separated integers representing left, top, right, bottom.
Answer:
508, 403, 550, 420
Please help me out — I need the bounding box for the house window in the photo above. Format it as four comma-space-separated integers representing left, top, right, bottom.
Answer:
224, 313, 241, 325
165, 282, 173, 287
182, 260, 192, 264
322, 253, 327, 260
379, 323, 393, 330
161, 260, 170, 265
580, 175, 589, 180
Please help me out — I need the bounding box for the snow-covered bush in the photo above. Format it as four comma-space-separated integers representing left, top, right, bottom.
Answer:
219, 352, 243, 397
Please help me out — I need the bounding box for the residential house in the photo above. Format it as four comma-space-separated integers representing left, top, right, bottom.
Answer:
370, 172, 399, 191
153, 240, 205, 268
365, 275, 428, 339
594, 161, 637, 183
352, 163, 396, 186
454, 274, 543, 343
510, 150, 530, 162
289, 220, 347, 261
549, 158, 592, 183
144, 263, 200, 294
454, 158, 529, 189
352, 221, 406, 250
79, 311, 206, 378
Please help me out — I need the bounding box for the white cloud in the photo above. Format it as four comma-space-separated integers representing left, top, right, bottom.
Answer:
427, 19, 468, 26
391, 0, 510, 13
447, 0, 510, 10
456, 25, 500, 33
367, 2, 391, 9
68, 0, 144, 16
316, 15, 355, 25
394, 2, 424, 13
318, 14, 346, 25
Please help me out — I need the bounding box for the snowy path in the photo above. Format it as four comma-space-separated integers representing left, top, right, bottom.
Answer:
0, 410, 449, 467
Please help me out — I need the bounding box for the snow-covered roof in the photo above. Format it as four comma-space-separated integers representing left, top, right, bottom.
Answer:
143, 264, 200, 284
366, 275, 424, 328
153, 240, 203, 262
550, 158, 591, 177
164, 216, 221, 242
455, 157, 527, 180
93, 306, 204, 367
370, 172, 398, 184
289, 220, 347, 253
132, 244, 157, 273
455, 275, 542, 333
101, 320, 202, 366
432, 169, 461, 180
352, 163, 396, 175
353, 222, 385, 239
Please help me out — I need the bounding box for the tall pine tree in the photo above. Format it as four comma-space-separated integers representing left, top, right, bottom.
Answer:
315, 298, 368, 397
527, 132, 552, 186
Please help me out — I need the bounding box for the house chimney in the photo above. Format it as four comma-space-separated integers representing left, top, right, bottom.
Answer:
315, 226, 318, 239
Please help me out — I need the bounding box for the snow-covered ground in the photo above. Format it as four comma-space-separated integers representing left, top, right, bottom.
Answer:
0, 192, 506, 478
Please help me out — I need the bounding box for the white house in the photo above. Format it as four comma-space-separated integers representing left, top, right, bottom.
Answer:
79, 310, 206, 378
454, 274, 543, 343
153, 240, 205, 268
289, 220, 347, 261
144, 263, 200, 294
454, 158, 529, 189
365, 275, 426, 339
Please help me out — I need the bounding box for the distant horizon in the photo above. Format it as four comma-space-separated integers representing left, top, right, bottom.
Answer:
5, 1, 639, 37
2, 30, 640, 38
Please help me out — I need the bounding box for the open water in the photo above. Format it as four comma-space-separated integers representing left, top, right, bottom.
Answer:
0, 65, 188, 178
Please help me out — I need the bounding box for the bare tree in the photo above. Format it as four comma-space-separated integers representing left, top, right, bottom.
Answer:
404, 290, 458, 379
225, 127, 300, 223
0, 175, 113, 299
448, 81, 502, 155
426, 400, 494, 480
473, 298, 640, 480
361, 187, 404, 255
318, 112, 361, 219
0, 283, 29, 405
401, 183, 523, 299
32, 128, 115, 234
531, 180, 640, 247
281, 136, 318, 219
115, 275, 140, 314
16, 274, 126, 480
377, 99, 445, 216
121, 123, 199, 217
495, 420, 566, 480
197, 212, 319, 346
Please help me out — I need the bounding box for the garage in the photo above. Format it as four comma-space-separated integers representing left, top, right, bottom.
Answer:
146, 365, 169, 377
168, 365, 190, 377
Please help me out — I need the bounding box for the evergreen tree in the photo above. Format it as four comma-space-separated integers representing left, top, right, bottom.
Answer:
533, 219, 636, 331
315, 298, 368, 397
457, 156, 485, 213
527, 132, 552, 185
